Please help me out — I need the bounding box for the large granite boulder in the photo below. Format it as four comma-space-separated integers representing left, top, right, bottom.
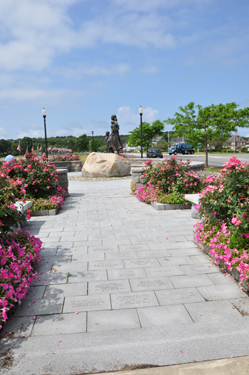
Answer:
82, 152, 131, 177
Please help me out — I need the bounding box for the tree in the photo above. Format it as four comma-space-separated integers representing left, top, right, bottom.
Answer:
156, 140, 171, 151
91, 139, 100, 152
165, 102, 249, 166
128, 120, 164, 151
20, 137, 33, 154
0, 139, 12, 155
76, 134, 89, 152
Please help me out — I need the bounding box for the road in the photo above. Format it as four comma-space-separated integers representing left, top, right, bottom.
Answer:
126, 153, 249, 168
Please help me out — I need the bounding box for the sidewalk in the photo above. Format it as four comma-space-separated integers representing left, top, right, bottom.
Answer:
1, 178, 249, 375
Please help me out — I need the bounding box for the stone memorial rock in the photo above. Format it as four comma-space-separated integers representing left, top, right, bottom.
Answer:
82, 152, 131, 177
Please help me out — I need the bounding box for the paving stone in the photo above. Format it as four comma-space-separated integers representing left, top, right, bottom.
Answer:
108, 268, 147, 280
136, 250, 170, 258
51, 263, 88, 273
0, 317, 35, 338
63, 294, 111, 313
88, 280, 131, 295
137, 305, 193, 328
157, 256, 194, 266
207, 272, 236, 285
105, 251, 138, 260
155, 287, 204, 306
123, 258, 160, 268
87, 309, 140, 332
118, 244, 150, 252
130, 277, 173, 292
185, 300, 242, 322
31, 273, 67, 286
39, 247, 57, 256
14, 297, 64, 317
32, 312, 86, 336
190, 254, 213, 264
88, 246, 119, 253
230, 298, 249, 316
67, 270, 107, 283
197, 284, 247, 301
169, 274, 215, 289
111, 291, 159, 309
168, 248, 200, 256
145, 266, 185, 278
180, 264, 220, 274
178, 241, 198, 249
149, 243, 181, 250
71, 253, 105, 261
88, 260, 124, 270
56, 247, 88, 255
44, 283, 87, 298
25, 286, 46, 300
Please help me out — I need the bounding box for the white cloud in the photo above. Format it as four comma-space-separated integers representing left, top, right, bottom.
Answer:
91, 118, 109, 126
117, 105, 159, 132
0, 0, 177, 73
0, 127, 8, 138
140, 65, 159, 74
57, 63, 131, 80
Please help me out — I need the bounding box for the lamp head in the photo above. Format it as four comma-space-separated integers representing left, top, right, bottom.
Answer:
139, 106, 143, 115
42, 108, 47, 117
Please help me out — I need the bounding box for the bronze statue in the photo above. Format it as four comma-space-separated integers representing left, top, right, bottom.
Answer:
105, 115, 123, 154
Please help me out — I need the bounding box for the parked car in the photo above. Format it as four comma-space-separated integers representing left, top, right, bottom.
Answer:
168, 143, 195, 155
146, 148, 163, 158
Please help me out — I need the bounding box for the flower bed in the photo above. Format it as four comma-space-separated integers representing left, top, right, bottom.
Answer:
194, 157, 249, 283
0, 152, 66, 213
136, 157, 205, 206
49, 154, 80, 161
0, 229, 42, 327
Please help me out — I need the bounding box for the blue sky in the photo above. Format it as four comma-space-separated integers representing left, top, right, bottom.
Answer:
1, 0, 249, 140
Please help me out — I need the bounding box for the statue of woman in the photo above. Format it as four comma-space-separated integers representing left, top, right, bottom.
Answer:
109, 115, 123, 154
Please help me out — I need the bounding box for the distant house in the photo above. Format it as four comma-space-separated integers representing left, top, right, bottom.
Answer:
170, 136, 186, 144
246, 140, 249, 151
226, 135, 247, 151
152, 136, 166, 145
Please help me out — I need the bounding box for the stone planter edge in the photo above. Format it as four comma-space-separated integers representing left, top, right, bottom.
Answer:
194, 239, 249, 292
31, 208, 58, 216
150, 201, 191, 210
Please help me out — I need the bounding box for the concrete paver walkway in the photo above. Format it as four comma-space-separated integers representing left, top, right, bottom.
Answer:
1, 178, 249, 374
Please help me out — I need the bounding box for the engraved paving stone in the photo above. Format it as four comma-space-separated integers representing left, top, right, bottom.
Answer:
67, 270, 107, 283
63, 294, 111, 313
180, 264, 220, 275
108, 268, 147, 280
88, 280, 131, 295
157, 256, 194, 267
124, 259, 160, 268
88, 260, 124, 270
145, 266, 185, 278
155, 287, 205, 306
130, 277, 173, 292
111, 291, 159, 309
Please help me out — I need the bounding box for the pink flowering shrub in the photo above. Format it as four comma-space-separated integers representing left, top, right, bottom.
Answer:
1, 152, 59, 199
0, 171, 25, 233
137, 157, 205, 203
49, 154, 80, 161
30, 185, 66, 211
194, 157, 249, 282
0, 229, 42, 326
198, 157, 249, 221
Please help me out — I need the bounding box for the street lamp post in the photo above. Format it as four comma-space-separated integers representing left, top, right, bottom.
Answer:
42, 108, 48, 159
139, 106, 143, 158
91, 131, 94, 152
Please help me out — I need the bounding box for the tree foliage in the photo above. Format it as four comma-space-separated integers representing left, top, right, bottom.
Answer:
165, 102, 249, 166
128, 120, 164, 150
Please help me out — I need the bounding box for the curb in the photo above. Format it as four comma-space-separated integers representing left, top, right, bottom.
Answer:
150, 201, 191, 210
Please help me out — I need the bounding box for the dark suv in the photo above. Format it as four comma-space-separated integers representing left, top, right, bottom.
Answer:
146, 148, 163, 158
